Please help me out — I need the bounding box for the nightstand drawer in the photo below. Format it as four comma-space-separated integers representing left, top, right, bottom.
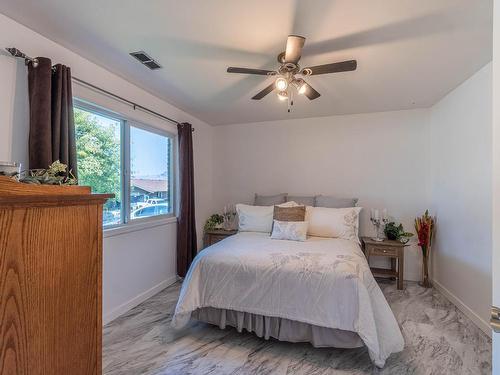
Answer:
367, 245, 398, 257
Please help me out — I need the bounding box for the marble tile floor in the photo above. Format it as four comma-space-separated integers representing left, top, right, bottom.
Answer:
103, 280, 491, 375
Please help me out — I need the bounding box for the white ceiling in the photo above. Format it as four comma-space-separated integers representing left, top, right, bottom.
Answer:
0, 0, 492, 125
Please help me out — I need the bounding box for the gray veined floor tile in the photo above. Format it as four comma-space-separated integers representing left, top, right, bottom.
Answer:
103, 280, 491, 375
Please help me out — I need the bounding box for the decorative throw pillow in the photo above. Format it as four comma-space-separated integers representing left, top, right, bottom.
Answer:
276, 201, 300, 207
254, 193, 287, 206
271, 220, 309, 241
315, 195, 358, 208
306, 206, 362, 242
273, 205, 306, 222
286, 195, 315, 206
236, 204, 273, 233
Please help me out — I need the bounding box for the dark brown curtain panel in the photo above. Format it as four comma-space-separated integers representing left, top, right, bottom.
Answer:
28, 57, 77, 176
177, 122, 197, 277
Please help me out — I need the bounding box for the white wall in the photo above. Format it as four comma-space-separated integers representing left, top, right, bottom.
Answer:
212, 64, 493, 335
213, 109, 431, 282
0, 13, 214, 323
102, 221, 177, 323
429, 62, 492, 333
0, 11, 493, 335
492, 0, 500, 367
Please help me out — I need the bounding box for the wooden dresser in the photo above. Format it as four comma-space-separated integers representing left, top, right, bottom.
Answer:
0, 176, 112, 375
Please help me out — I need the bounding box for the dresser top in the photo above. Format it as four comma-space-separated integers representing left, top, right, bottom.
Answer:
0, 176, 113, 207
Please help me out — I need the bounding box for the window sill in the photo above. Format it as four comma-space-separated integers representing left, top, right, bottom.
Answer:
103, 216, 177, 238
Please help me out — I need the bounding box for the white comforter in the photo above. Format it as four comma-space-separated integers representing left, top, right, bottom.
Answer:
172, 232, 404, 367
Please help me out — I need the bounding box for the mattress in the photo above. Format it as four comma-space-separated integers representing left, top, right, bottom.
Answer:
172, 232, 404, 367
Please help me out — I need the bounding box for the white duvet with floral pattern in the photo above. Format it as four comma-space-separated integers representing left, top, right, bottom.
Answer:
172, 232, 404, 367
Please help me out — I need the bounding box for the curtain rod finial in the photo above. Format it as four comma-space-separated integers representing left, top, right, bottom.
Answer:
6, 47, 22, 57
6, 47, 39, 67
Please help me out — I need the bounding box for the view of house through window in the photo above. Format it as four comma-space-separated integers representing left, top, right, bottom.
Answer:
130, 126, 172, 219
74, 106, 122, 226
74, 102, 173, 227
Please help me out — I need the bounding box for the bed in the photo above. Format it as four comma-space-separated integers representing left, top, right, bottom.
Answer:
171, 232, 404, 367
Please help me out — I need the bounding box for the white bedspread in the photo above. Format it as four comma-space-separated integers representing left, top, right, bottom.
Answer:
172, 232, 404, 367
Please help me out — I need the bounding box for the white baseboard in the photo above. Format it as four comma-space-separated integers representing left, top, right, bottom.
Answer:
103, 275, 178, 325
432, 279, 491, 338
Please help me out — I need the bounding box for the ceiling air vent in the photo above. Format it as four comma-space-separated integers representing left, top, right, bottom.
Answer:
129, 51, 162, 70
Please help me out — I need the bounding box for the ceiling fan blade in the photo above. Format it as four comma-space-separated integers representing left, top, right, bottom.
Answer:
302, 60, 357, 76
302, 81, 321, 100
227, 67, 276, 75
252, 83, 275, 100
284, 35, 306, 64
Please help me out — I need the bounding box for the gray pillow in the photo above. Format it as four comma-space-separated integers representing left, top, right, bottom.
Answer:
286, 195, 315, 206
254, 193, 287, 206
315, 195, 358, 208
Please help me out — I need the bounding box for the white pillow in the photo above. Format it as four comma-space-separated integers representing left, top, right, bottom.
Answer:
306, 206, 362, 242
236, 204, 273, 233
271, 220, 309, 241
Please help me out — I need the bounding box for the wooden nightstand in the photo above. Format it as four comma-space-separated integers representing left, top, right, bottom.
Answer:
203, 229, 237, 248
361, 237, 409, 290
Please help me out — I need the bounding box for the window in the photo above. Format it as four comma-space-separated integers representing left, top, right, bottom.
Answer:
130, 125, 172, 219
74, 107, 122, 226
74, 100, 174, 227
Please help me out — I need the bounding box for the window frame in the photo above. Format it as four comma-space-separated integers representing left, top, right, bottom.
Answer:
73, 98, 177, 230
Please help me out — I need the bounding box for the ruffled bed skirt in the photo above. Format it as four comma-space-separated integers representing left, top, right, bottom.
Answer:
192, 307, 364, 349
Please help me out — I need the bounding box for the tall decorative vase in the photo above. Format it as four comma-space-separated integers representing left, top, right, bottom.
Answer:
419, 247, 432, 288
415, 210, 435, 288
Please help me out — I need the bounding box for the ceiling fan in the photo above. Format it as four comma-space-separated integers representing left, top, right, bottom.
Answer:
227, 35, 357, 110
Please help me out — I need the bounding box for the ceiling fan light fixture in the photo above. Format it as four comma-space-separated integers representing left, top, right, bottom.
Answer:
293, 79, 307, 95
275, 77, 288, 91
226, 34, 356, 106
277, 91, 288, 101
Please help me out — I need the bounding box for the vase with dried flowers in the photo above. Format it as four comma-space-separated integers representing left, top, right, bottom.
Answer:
415, 210, 435, 288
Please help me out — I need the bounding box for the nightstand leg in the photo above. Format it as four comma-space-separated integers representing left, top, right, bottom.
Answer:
398, 253, 404, 290
391, 258, 397, 281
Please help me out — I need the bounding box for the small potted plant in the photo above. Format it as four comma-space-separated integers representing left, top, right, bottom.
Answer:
204, 214, 225, 232
20, 160, 77, 185
384, 222, 413, 243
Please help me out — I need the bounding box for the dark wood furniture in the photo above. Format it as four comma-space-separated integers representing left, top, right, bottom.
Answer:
203, 229, 237, 248
361, 237, 408, 290
0, 176, 112, 375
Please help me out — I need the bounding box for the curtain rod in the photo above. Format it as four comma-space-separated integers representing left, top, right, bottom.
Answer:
5, 47, 194, 132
